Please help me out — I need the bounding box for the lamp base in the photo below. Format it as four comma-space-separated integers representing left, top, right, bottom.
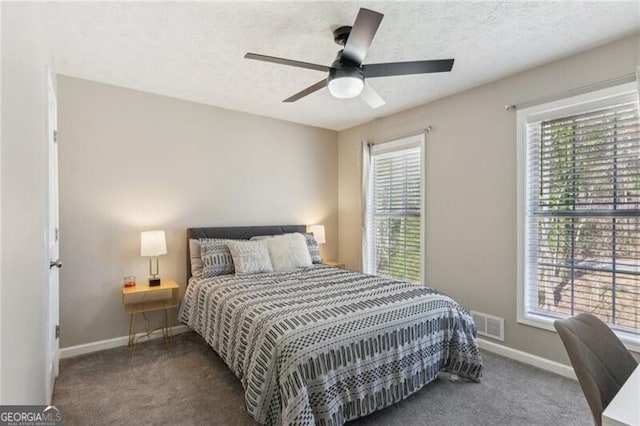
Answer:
148, 277, 161, 287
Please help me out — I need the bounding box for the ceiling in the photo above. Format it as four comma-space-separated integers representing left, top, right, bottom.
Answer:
45, 1, 640, 131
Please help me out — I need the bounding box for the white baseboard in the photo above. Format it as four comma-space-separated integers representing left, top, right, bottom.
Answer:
59, 325, 191, 359
478, 338, 576, 380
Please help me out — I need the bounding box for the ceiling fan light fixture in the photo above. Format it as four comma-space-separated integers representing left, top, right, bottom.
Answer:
328, 76, 364, 99
245, 8, 454, 106
327, 66, 365, 99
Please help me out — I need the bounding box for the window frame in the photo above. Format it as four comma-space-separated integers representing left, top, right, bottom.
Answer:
516, 81, 640, 351
364, 134, 426, 284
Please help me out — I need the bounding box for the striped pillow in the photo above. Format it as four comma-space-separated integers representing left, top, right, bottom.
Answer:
189, 238, 217, 278
201, 239, 235, 277
303, 233, 323, 264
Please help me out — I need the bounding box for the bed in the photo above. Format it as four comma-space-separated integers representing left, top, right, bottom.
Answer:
179, 225, 482, 426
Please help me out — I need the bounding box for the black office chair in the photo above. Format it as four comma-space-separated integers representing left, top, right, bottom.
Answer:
554, 313, 637, 426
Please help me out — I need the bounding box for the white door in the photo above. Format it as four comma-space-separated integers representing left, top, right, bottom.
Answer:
46, 70, 60, 403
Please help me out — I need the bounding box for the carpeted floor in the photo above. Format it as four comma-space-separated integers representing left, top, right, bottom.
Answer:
53, 332, 590, 426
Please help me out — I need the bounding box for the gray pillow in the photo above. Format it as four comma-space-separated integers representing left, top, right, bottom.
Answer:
200, 239, 235, 277
226, 240, 273, 275
303, 232, 323, 264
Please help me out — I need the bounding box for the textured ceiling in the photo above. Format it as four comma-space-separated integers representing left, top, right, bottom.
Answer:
45, 1, 640, 131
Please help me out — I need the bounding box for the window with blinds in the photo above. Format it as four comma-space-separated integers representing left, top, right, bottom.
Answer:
519, 84, 640, 339
366, 136, 423, 283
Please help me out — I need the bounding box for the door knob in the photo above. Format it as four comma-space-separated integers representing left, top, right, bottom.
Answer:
50, 260, 62, 269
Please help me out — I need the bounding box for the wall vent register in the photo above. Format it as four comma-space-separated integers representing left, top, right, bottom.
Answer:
471, 311, 505, 341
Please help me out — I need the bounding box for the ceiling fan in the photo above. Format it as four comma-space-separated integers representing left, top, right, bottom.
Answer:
244, 8, 454, 109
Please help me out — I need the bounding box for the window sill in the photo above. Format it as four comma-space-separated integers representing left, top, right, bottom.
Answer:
518, 313, 640, 354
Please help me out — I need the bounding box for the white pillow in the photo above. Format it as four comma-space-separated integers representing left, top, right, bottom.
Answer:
190, 238, 219, 278
225, 240, 273, 275
189, 239, 203, 277
265, 233, 312, 272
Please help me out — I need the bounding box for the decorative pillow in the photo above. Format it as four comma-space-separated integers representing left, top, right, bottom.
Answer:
265, 233, 312, 272
189, 238, 218, 277
189, 239, 205, 277
200, 239, 235, 277
225, 240, 273, 275
303, 232, 323, 264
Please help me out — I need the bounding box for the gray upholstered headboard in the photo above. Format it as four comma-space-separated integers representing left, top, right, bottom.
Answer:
186, 225, 306, 279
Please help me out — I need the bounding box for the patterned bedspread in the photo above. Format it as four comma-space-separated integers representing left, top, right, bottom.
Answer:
178, 265, 482, 426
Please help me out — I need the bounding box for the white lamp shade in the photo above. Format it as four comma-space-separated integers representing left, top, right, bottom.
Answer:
308, 225, 326, 245
140, 230, 167, 256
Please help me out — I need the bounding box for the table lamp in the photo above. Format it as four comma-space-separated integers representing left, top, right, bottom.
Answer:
308, 225, 326, 245
141, 230, 167, 286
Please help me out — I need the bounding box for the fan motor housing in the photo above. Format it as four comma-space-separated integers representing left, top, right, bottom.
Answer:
331, 50, 361, 70
328, 66, 364, 81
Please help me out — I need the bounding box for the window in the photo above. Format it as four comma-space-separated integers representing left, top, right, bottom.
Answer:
517, 83, 640, 345
364, 135, 424, 283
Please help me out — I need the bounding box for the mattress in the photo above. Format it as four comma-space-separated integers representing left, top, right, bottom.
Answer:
178, 265, 482, 426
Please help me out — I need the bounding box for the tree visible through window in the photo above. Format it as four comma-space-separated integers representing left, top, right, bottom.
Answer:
522, 88, 640, 337
366, 136, 423, 283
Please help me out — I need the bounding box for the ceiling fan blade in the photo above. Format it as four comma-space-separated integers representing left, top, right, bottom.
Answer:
283, 79, 328, 102
341, 8, 383, 66
363, 59, 455, 78
245, 53, 330, 73
361, 82, 385, 109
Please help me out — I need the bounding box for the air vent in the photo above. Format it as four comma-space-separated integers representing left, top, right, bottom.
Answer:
472, 312, 487, 334
471, 311, 504, 341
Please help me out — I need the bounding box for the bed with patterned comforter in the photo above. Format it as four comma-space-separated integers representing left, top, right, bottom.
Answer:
178, 265, 482, 426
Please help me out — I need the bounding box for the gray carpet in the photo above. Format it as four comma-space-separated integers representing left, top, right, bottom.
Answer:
53, 332, 590, 426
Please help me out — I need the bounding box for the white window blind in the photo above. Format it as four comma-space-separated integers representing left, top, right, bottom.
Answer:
521, 86, 640, 338
366, 137, 423, 283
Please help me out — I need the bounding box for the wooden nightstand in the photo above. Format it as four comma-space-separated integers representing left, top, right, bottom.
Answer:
121, 280, 179, 352
324, 261, 345, 269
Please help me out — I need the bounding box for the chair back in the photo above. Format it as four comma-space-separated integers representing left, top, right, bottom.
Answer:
554, 313, 637, 426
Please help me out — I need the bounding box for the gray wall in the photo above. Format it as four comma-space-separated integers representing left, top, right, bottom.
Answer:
337, 34, 640, 365
1, 2, 51, 403
57, 76, 338, 348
